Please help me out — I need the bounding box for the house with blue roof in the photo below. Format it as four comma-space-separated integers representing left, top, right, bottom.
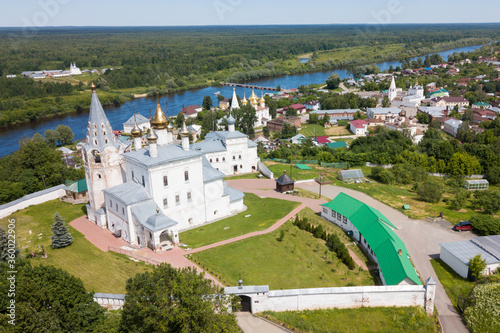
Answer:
321, 193, 421, 286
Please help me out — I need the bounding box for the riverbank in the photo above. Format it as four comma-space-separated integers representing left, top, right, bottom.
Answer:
0, 38, 490, 130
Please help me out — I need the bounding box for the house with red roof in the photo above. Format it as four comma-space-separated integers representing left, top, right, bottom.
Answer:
313, 136, 332, 146
285, 103, 307, 115
350, 119, 368, 135
181, 105, 202, 118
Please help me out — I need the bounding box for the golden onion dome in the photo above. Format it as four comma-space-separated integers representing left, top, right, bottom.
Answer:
180, 121, 190, 137
147, 129, 158, 142
249, 89, 258, 101
131, 120, 142, 138
151, 100, 168, 129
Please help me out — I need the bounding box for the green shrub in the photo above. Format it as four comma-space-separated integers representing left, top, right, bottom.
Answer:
470, 215, 500, 236
463, 283, 500, 333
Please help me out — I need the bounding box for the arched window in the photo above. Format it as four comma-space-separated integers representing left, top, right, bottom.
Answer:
92, 150, 101, 163
216, 158, 219, 162
223, 157, 226, 161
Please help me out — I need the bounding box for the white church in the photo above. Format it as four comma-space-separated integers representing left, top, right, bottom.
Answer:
82, 85, 249, 251
230, 87, 270, 127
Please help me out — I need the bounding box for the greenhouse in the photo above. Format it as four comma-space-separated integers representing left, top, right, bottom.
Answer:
464, 179, 489, 191
338, 169, 364, 183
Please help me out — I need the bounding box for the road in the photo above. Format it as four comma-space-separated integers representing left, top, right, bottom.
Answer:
296, 182, 472, 333
236, 313, 290, 333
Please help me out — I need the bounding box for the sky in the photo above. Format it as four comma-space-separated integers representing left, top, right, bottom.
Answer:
1, 0, 499, 27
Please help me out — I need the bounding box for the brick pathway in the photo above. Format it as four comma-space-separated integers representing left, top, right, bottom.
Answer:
70, 216, 128, 251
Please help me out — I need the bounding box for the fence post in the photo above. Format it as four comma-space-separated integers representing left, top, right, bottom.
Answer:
424, 276, 437, 316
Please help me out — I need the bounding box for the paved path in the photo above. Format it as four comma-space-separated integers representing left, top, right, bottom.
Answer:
71, 216, 128, 251
236, 313, 290, 333
295, 181, 472, 333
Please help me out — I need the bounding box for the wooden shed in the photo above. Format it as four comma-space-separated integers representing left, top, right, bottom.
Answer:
275, 170, 295, 193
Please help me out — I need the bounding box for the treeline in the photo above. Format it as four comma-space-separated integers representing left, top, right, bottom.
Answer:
265, 124, 500, 184
0, 89, 131, 127
0, 135, 84, 204
293, 215, 356, 270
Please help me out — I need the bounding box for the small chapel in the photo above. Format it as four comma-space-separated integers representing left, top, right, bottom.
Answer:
82, 84, 247, 251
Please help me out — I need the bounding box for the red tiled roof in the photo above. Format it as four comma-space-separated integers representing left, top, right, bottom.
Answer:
315, 136, 331, 144
350, 119, 368, 129
181, 105, 202, 115
287, 103, 306, 110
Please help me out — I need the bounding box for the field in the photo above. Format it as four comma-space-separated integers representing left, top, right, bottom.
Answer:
190, 208, 376, 289
179, 193, 300, 249
261, 306, 437, 333
0, 200, 152, 293
299, 123, 352, 137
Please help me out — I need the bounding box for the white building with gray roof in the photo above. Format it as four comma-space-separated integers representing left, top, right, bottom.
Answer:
440, 235, 500, 279
191, 115, 259, 175
123, 113, 150, 133
367, 107, 402, 120
82, 86, 245, 251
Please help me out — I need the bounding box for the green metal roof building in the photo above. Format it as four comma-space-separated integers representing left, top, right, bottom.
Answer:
321, 192, 421, 286
326, 141, 348, 149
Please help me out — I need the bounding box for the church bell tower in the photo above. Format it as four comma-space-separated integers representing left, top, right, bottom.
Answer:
82, 83, 124, 227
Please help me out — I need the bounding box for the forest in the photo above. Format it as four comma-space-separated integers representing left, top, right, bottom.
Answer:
0, 24, 500, 127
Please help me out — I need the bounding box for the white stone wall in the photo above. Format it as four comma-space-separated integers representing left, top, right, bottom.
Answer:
236, 285, 430, 314
93, 294, 125, 310
0, 185, 66, 219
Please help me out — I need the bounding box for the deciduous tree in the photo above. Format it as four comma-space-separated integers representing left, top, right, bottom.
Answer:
55, 125, 74, 146
0, 261, 104, 332
120, 264, 239, 333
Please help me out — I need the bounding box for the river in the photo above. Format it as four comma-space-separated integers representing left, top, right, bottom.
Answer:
0, 44, 484, 157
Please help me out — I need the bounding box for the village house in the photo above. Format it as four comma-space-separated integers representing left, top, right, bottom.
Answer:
180, 105, 203, 119
123, 113, 151, 133
443, 118, 463, 137
430, 96, 469, 108
366, 107, 402, 120
309, 109, 359, 121
349, 119, 368, 135
266, 116, 301, 133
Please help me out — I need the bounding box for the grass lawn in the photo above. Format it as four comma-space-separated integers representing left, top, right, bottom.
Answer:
299, 124, 326, 137
190, 210, 375, 289
179, 193, 299, 249
265, 162, 339, 182
261, 306, 437, 333
298, 207, 375, 270
0, 200, 152, 293
430, 259, 474, 309
331, 170, 480, 224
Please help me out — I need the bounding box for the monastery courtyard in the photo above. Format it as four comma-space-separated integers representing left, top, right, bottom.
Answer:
71, 178, 473, 333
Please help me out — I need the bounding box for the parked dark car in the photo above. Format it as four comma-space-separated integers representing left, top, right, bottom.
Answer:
453, 221, 472, 231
